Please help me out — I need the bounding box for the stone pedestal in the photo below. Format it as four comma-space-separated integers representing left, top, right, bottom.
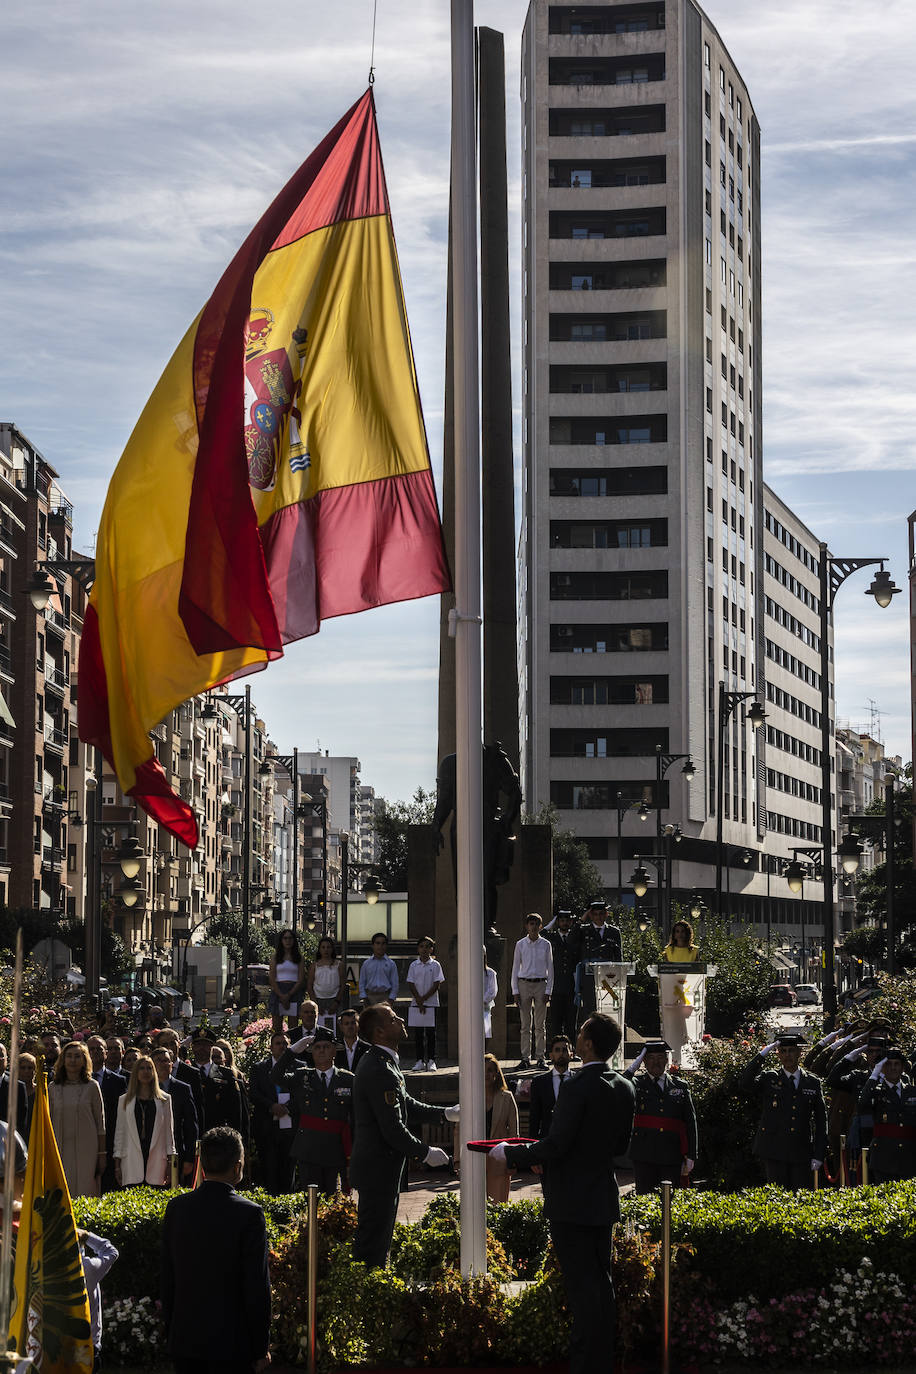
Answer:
408, 822, 552, 1059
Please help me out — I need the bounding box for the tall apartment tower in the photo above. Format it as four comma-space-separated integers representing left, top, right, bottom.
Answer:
520, 0, 765, 904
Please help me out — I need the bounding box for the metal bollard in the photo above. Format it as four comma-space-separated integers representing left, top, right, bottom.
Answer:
660, 1180, 672, 1374
813, 1165, 819, 1190
169, 1154, 180, 1189
861, 1147, 870, 1186
839, 1134, 847, 1188
306, 1183, 319, 1374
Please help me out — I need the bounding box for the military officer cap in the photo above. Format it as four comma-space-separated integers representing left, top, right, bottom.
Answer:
311, 1027, 335, 1046
867, 1034, 890, 1048
881, 1046, 907, 1064
587, 899, 608, 911
556, 908, 573, 919
775, 1031, 807, 1047
644, 1040, 671, 1055
191, 1026, 217, 1044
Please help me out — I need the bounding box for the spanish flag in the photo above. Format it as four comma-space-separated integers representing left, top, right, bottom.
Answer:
78, 90, 450, 845
8, 1066, 93, 1372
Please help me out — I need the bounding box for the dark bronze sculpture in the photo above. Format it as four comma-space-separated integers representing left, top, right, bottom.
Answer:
433, 741, 522, 934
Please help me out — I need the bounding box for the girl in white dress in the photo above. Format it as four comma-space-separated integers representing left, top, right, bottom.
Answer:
405, 936, 445, 1071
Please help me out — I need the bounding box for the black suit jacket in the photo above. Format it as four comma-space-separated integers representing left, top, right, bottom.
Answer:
505, 1062, 635, 1226
528, 1068, 571, 1139
163, 1075, 199, 1168
335, 1039, 370, 1073
94, 1069, 126, 1156
173, 1060, 204, 1125
0, 1074, 28, 1131
161, 1180, 270, 1363
248, 1056, 285, 1138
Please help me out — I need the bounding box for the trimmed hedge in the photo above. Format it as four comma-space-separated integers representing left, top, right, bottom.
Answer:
625, 1181, 916, 1301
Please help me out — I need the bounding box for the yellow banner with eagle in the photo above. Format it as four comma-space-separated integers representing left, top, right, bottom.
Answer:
8, 1063, 93, 1372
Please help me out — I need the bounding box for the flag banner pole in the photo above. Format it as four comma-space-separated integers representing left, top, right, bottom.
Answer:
0, 931, 24, 1345
451, 0, 486, 1278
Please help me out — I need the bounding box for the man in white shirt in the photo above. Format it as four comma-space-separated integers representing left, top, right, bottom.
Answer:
511, 913, 554, 1070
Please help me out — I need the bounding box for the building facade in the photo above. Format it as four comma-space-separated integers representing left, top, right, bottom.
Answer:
519, 1, 832, 933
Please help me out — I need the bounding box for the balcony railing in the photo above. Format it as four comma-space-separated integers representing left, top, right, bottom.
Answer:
43, 724, 68, 751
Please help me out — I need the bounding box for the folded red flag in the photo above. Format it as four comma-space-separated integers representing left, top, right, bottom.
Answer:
466, 1137, 537, 1153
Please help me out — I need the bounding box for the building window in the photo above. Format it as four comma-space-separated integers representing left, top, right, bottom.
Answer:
704, 42, 710, 67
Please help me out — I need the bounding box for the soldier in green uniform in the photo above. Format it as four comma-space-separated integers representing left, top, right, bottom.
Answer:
739, 1031, 827, 1189
349, 1002, 459, 1267
271, 1027, 355, 1194
624, 1040, 697, 1193
857, 1047, 916, 1183
825, 1032, 889, 1158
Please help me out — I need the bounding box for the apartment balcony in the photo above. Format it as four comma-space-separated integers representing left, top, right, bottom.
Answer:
44, 605, 69, 636
0, 589, 16, 622
40, 846, 65, 874
42, 723, 68, 754
43, 664, 69, 697
0, 645, 12, 682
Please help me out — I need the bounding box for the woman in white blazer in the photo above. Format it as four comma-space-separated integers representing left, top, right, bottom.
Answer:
113, 1054, 175, 1187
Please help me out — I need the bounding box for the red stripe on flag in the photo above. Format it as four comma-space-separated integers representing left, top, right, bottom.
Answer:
179, 89, 385, 657
313, 470, 450, 620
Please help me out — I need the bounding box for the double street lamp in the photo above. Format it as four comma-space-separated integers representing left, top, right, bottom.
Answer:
260, 749, 300, 931
339, 831, 380, 1010
715, 686, 766, 919
817, 551, 900, 1022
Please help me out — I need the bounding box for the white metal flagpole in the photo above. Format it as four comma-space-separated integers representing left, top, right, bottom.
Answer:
450, 0, 487, 1277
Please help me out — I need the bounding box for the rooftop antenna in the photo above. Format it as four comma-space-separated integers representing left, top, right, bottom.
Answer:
865, 698, 883, 745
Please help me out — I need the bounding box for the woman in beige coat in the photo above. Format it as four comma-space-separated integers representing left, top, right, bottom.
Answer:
454, 1055, 520, 1203
113, 1055, 175, 1187
49, 1041, 106, 1198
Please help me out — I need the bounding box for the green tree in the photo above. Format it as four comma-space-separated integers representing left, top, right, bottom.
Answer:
372, 787, 435, 892
524, 804, 604, 913
853, 775, 916, 961
201, 911, 277, 970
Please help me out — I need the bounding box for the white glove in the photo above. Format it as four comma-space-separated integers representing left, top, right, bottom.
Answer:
811, 1159, 822, 1173
488, 1142, 507, 1163
424, 1146, 449, 1168
842, 1048, 864, 1062
289, 1034, 314, 1054
627, 1048, 647, 1072
683, 1158, 695, 1174
760, 1042, 779, 1056
870, 1059, 887, 1080
819, 1029, 843, 1046
443, 1105, 460, 1123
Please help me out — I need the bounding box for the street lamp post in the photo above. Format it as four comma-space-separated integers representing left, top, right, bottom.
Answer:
204, 685, 253, 1007
655, 744, 695, 842
339, 831, 380, 1010
817, 549, 900, 1021
616, 790, 651, 904
629, 853, 670, 931
715, 685, 766, 919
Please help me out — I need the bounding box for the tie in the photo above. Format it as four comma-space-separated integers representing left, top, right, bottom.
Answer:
324, 1071, 331, 1089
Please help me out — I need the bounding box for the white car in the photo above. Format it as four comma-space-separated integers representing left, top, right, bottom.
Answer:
794, 984, 820, 1005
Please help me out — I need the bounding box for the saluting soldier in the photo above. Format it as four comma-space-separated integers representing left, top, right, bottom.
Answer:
271, 1027, 355, 1194
624, 1040, 697, 1193
573, 900, 623, 1023
857, 1047, 916, 1183
825, 1032, 890, 1156
739, 1031, 827, 1189
349, 1002, 460, 1267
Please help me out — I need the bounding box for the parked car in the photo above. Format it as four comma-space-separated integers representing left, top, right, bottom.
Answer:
794, 984, 820, 1005
766, 984, 797, 1007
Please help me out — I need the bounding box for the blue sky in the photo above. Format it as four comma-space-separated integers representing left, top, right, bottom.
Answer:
3, 0, 914, 801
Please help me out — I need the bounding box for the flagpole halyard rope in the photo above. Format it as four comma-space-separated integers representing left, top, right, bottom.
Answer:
368, 0, 378, 84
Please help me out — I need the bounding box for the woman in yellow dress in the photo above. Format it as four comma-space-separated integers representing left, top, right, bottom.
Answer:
660, 919, 700, 963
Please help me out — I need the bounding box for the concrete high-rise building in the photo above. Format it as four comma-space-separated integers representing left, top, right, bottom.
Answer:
519, 0, 831, 930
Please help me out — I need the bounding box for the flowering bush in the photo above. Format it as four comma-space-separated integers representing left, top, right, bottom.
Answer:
675, 1258, 916, 1366
102, 1294, 166, 1367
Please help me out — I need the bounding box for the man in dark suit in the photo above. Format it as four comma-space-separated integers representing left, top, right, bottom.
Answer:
248, 1031, 297, 1195
495, 1014, 635, 1374
529, 1035, 573, 1139
272, 1028, 355, 1194
547, 912, 579, 1044
161, 1126, 270, 1374
739, 1031, 827, 1188
0, 1070, 27, 1130
625, 1040, 697, 1193
335, 1009, 370, 1073
87, 1034, 127, 1192
349, 1002, 457, 1267
572, 901, 623, 1021
156, 1028, 204, 1126
153, 1045, 200, 1185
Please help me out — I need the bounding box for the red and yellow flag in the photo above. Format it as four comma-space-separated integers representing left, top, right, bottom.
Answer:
8, 1065, 94, 1372
78, 90, 450, 844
